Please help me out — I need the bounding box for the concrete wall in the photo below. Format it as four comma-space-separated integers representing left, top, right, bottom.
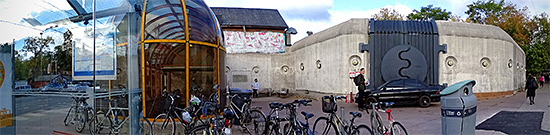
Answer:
437, 21, 526, 93
225, 19, 525, 95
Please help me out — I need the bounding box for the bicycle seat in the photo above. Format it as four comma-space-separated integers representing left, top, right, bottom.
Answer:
349, 112, 362, 118
301, 111, 314, 120
269, 102, 282, 109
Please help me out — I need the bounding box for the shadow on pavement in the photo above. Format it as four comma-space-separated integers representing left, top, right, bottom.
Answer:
476, 111, 550, 135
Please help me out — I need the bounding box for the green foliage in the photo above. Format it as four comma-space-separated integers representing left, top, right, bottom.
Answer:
22, 36, 54, 80
407, 4, 452, 20
14, 52, 29, 81
465, 0, 505, 23
372, 8, 404, 21
54, 30, 73, 74
523, 43, 550, 74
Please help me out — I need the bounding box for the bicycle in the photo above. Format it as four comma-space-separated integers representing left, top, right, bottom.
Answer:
152, 90, 206, 135
263, 102, 288, 135
63, 96, 94, 133
227, 93, 266, 135
313, 95, 373, 135
135, 93, 153, 135
282, 99, 315, 135
92, 95, 130, 134
187, 103, 234, 135
368, 102, 408, 135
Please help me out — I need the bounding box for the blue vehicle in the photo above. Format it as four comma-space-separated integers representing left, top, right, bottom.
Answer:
39, 83, 66, 92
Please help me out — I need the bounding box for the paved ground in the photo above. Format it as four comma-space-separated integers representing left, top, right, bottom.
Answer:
237, 84, 550, 135
10, 83, 550, 135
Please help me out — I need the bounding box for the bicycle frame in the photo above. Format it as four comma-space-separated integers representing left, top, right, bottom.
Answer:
266, 105, 286, 134
285, 100, 314, 135
369, 102, 405, 135
228, 95, 250, 122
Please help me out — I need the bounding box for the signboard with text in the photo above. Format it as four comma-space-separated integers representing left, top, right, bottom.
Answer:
0, 45, 13, 128
72, 37, 117, 80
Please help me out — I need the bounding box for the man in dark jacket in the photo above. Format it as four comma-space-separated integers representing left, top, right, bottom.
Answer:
526, 73, 538, 105
355, 68, 369, 110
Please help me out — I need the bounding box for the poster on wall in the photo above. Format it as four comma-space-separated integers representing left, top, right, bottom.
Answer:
72, 41, 116, 80
0, 44, 13, 128
224, 31, 285, 53
71, 16, 119, 81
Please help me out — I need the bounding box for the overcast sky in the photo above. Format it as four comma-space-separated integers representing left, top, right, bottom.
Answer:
205, 0, 550, 43
1, 0, 549, 44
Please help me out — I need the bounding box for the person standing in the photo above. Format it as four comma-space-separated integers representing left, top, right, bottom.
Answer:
252, 78, 259, 98
354, 68, 369, 111
539, 75, 544, 88
526, 73, 538, 105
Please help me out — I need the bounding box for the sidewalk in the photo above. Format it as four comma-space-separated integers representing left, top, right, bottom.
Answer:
475, 84, 550, 134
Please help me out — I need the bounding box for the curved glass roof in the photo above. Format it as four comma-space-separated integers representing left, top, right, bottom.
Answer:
143, 0, 222, 44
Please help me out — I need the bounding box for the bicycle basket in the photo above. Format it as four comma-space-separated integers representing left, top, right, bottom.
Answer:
321, 96, 337, 113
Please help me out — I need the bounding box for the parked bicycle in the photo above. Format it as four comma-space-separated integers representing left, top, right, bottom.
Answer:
313, 95, 373, 135
282, 99, 315, 135
152, 90, 205, 135
263, 102, 288, 135
63, 96, 94, 133
368, 102, 408, 135
136, 93, 153, 135
187, 103, 234, 135
92, 95, 130, 134
227, 91, 266, 135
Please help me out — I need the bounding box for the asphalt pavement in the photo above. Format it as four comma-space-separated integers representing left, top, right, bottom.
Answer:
242, 84, 550, 135
10, 84, 550, 135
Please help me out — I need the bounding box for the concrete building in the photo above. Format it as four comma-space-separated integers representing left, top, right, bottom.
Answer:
224, 18, 525, 99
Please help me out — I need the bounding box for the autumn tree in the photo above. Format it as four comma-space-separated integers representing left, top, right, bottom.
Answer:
407, 4, 452, 20
372, 8, 404, 20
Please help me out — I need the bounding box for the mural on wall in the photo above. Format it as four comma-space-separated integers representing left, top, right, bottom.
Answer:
224, 31, 285, 53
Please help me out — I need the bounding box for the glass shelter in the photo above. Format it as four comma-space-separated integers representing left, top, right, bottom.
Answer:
0, 0, 225, 134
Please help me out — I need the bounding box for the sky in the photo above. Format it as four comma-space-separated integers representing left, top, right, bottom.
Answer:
1, 0, 549, 45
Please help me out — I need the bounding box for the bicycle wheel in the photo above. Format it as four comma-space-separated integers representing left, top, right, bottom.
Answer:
153, 113, 175, 135
266, 121, 280, 135
313, 117, 338, 135
63, 106, 75, 126
74, 107, 87, 133
391, 122, 408, 135
246, 110, 266, 135
370, 112, 384, 135
140, 116, 153, 135
95, 112, 113, 134
189, 125, 212, 135
283, 123, 297, 135
87, 109, 95, 134
353, 124, 373, 135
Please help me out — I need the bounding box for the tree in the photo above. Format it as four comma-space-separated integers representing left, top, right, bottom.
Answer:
372, 8, 404, 21
523, 42, 550, 74
14, 51, 30, 81
449, 14, 463, 22
465, 0, 533, 46
465, 0, 505, 24
54, 30, 73, 74
407, 4, 452, 20
22, 36, 54, 80
531, 13, 550, 44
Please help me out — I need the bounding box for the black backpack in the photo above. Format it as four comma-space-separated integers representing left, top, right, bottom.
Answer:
354, 74, 362, 86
